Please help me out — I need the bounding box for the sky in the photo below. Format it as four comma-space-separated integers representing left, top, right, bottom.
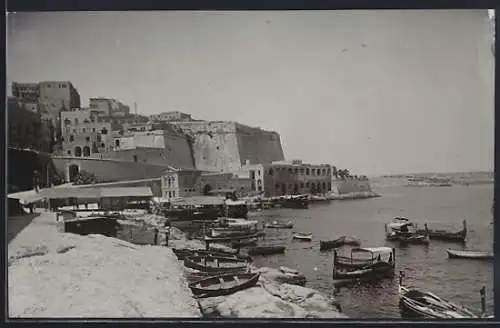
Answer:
7, 10, 495, 177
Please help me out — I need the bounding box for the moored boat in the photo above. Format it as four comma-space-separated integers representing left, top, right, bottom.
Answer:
188, 272, 260, 298
184, 255, 249, 273
446, 249, 493, 260
385, 217, 429, 245
398, 271, 479, 318
247, 245, 286, 256
231, 237, 258, 248
280, 195, 309, 209
320, 236, 361, 251
172, 248, 253, 262
332, 247, 395, 280
416, 220, 467, 243
264, 220, 294, 229
292, 232, 313, 241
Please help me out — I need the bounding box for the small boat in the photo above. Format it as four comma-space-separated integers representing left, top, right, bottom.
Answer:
385, 218, 428, 244
184, 255, 249, 273
292, 232, 313, 241
333, 247, 395, 280
188, 272, 261, 298
399, 234, 430, 245
446, 249, 493, 260
279, 195, 310, 209
231, 237, 258, 248
209, 228, 254, 238
247, 245, 286, 256
279, 266, 299, 275
416, 220, 467, 243
398, 271, 479, 318
264, 220, 294, 229
172, 248, 252, 262
320, 236, 361, 251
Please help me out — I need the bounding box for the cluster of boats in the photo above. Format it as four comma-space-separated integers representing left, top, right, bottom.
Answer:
312, 217, 492, 318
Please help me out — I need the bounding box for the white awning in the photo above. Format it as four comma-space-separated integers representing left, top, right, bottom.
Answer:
352, 247, 393, 254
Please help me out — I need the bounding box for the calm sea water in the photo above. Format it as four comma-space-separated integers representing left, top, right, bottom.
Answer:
248, 181, 494, 318
116, 180, 494, 318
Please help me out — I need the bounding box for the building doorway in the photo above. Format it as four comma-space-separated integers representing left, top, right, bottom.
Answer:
69, 164, 79, 182
203, 184, 213, 196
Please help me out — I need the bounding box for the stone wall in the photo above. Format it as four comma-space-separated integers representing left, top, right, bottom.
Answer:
235, 123, 285, 168
76, 178, 163, 197
51, 156, 171, 183
334, 179, 372, 194
172, 121, 284, 173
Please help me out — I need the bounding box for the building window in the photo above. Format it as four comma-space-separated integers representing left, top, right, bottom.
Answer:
101, 143, 105, 148
250, 170, 255, 179
85, 136, 90, 142
172, 191, 175, 197
67, 150, 72, 155
300, 168, 304, 175
322, 182, 326, 190
300, 182, 304, 188
306, 182, 310, 188
74, 146, 82, 157
275, 183, 280, 189
101, 128, 108, 135
268, 168, 274, 176
288, 168, 293, 174
66, 127, 71, 133
169, 191, 172, 198
74, 118, 79, 125
317, 169, 321, 175
73, 129, 77, 133
115, 139, 120, 147
92, 128, 96, 133
62, 84, 67, 88
69, 135, 74, 142
294, 168, 298, 174
83, 146, 91, 157
258, 186, 262, 192
133, 155, 138, 162
306, 168, 310, 175
82, 128, 86, 133
327, 169, 331, 175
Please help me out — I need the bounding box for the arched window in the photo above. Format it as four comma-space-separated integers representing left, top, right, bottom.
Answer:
74, 146, 82, 157
268, 168, 274, 176
300, 168, 304, 175
115, 139, 120, 147
294, 168, 298, 174
317, 169, 321, 175
101, 128, 108, 135
83, 146, 91, 157
69, 135, 74, 142
327, 182, 332, 190
322, 182, 326, 190
306, 168, 310, 175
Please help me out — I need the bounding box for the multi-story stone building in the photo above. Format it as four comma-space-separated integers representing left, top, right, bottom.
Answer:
60, 108, 113, 157
89, 98, 130, 117
150, 111, 193, 122
238, 159, 333, 197
161, 168, 252, 200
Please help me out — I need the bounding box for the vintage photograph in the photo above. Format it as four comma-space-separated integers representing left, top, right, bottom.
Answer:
7, 9, 495, 319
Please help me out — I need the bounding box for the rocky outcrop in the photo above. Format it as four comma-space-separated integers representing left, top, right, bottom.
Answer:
197, 280, 346, 318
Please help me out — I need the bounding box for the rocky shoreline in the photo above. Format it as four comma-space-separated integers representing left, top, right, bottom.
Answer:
8, 210, 346, 318
124, 213, 346, 318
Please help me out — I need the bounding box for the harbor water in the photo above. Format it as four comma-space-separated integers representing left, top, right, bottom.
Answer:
247, 180, 494, 318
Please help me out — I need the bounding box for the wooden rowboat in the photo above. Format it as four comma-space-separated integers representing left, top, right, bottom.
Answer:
320, 236, 361, 251
172, 248, 252, 262
247, 245, 286, 256
231, 237, 258, 248
188, 272, 261, 298
416, 220, 467, 243
264, 220, 294, 229
293, 232, 313, 241
184, 255, 249, 273
398, 271, 479, 318
446, 249, 493, 260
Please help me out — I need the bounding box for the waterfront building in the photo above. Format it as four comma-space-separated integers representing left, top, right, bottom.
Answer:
89, 97, 130, 117
60, 108, 113, 157
161, 168, 252, 200
238, 159, 333, 197
150, 111, 193, 122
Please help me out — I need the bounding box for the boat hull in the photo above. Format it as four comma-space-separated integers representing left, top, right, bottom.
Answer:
173, 248, 252, 262
446, 249, 493, 260
189, 272, 260, 297
320, 237, 360, 251
247, 246, 286, 256
333, 262, 394, 280
184, 256, 248, 273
